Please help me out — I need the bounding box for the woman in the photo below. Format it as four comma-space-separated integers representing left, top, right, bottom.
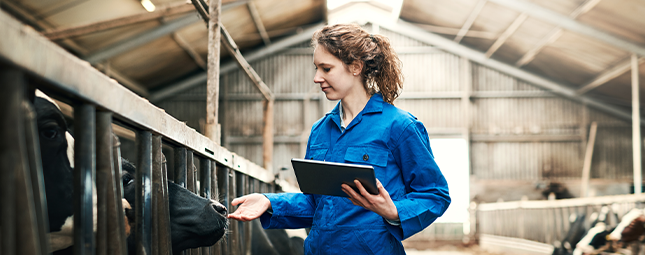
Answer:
228, 23, 451, 255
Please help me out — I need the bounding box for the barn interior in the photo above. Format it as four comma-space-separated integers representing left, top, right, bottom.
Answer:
3, 0, 645, 254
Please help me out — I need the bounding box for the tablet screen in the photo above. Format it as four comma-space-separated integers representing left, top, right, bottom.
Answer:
291, 158, 378, 197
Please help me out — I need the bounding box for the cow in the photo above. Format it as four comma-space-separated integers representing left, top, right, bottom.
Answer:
552, 213, 586, 255
572, 206, 619, 255
120, 158, 228, 253
34, 92, 228, 254
608, 208, 645, 243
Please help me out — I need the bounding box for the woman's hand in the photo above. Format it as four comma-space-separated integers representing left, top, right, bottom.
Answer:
227, 193, 271, 222
341, 179, 399, 221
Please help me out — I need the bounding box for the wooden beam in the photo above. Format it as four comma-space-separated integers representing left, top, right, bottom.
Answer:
515, 0, 602, 67
42, 0, 244, 40
454, 0, 487, 43
414, 22, 496, 40
489, 0, 645, 56
262, 99, 275, 172
172, 33, 206, 70
485, 12, 528, 58
43, 2, 195, 40
576, 57, 645, 95
247, 1, 271, 45
580, 121, 597, 198
206, 0, 222, 144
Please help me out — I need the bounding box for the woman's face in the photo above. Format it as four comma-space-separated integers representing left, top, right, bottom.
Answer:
313, 45, 362, 101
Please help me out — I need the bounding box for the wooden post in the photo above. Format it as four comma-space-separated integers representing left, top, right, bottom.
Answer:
633, 54, 642, 195
263, 99, 274, 173
206, 0, 222, 144
580, 121, 597, 197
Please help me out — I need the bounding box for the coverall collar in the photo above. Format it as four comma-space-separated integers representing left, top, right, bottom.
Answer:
327, 93, 385, 132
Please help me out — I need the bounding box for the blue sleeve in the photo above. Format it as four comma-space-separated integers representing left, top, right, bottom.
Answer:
259, 192, 316, 229
386, 121, 451, 240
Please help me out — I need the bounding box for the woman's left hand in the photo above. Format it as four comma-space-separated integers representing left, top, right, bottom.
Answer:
341, 179, 399, 221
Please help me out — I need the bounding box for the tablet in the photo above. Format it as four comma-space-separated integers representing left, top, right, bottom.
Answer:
291, 158, 378, 198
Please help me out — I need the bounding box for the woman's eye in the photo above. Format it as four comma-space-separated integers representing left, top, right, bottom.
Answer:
323, 68, 330, 72
42, 128, 58, 139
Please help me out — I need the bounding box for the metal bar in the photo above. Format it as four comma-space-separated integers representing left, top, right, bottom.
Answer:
484, 12, 528, 58
242, 175, 252, 255
136, 131, 153, 255
235, 172, 245, 255
206, 0, 223, 143
200, 158, 212, 255
160, 152, 173, 255
1, 68, 19, 255
152, 135, 163, 255
97, 111, 114, 255
487, 0, 645, 56
375, 18, 645, 125
247, 1, 271, 45
23, 90, 51, 255
174, 147, 187, 187
111, 135, 128, 255
229, 170, 239, 255
454, 0, 487, 43
211, 163, 222, 255
149, 23, 324, 102
74, 103, 96, 255
187, 150, 196, 193
632, 54, 642, 195
84, 13, 200, 64
217, 167, 231, 255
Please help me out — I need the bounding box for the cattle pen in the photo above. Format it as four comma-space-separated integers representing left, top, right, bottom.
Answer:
0, 9, 294, 255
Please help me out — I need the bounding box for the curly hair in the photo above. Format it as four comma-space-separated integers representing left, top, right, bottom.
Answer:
311, 23, 404, 104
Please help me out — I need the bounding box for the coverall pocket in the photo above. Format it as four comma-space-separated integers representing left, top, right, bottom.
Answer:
344, 146, 388, 167
307, 145, 328, 161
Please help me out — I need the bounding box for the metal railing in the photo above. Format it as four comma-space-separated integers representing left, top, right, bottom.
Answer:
477, 193, 645, 252
0, 9, 287, 255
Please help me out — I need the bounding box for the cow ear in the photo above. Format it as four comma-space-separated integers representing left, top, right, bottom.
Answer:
27, 85, 36, 103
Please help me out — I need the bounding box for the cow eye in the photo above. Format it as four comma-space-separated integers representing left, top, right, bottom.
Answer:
42, 127, 58, 139
122, 174, 134, 186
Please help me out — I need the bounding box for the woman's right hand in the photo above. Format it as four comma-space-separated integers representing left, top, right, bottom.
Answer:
227, 193, 271, 222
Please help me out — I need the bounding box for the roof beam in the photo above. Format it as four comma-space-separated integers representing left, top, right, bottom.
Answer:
379, 18, 643, 124
576, 56, 645, 95
515, 0, 602, 67
454, 0, 487, 43
172, 33, 206, 70
149, 23, 324, 102
488, 0, 645, 56
247, 1, 271, 45
42, 0, 245, 40
84, 13, 200, 64
485, 12, 527, 58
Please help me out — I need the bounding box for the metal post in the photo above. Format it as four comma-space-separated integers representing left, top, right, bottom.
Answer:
74, 103, 96, 255
136, 131, 153, 255
200, 158, 212, 255
152, 135, 163, 255
211, 163, 222, 255
217, 167, 230, 255
235, 172, 245, 255
160, 152, 172, 255
23, 93, 51, 255
111, 133, 128, 255
0, 68, 20, 255
174, 147, 187, 187
633, 53, 642, 195
97, 111, 113, 255
229, 170, 239, 255
185, 151, 199, 255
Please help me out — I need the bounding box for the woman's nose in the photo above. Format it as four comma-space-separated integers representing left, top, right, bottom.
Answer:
313, 71, 324, 84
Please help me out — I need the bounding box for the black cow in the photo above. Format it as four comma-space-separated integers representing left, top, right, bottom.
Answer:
552, 213, 586, 255
35, 93, 228, 254
120, 158, 228, 253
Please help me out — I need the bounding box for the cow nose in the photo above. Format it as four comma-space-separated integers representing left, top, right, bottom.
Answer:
212, 203, 227, 216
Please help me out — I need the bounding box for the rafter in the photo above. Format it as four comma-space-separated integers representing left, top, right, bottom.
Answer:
515, 0, 602, 67
488, 0, 645, 56
576, 56, 645, 95
485, 12, 527, 58
172, 33, 207, 70
247, 1, 271, 45
454, 0, 487, 43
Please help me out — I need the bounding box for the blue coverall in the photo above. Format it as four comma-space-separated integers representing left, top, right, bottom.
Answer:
261, 93, 451, 255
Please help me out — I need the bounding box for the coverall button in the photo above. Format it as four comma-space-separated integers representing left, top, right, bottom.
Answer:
363, 154, 369, 161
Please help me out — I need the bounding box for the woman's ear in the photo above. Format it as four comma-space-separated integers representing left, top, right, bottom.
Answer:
350, 61, 363, 76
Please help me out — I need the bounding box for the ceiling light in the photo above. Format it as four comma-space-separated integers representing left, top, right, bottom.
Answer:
141, 0, 156, 12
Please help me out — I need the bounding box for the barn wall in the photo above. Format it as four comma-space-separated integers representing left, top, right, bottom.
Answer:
157, 25, 640, 204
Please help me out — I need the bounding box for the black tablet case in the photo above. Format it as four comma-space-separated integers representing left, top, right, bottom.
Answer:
291, 158, 378, 197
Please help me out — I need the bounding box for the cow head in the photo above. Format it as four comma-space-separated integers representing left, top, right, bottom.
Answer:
120, 158, 228, 253
34, 96, 75, 233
